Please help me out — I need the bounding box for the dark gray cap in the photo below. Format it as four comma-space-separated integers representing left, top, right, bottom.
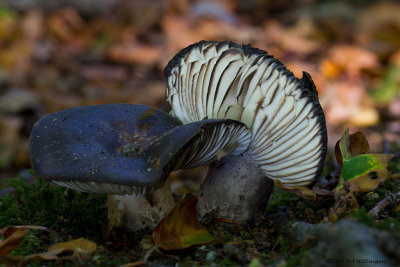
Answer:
29, 104, 250, 194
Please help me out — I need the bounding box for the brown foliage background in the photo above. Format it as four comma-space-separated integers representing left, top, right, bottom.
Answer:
0, 0, 399, 183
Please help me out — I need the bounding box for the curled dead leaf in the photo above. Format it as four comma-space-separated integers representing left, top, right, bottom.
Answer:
152, 196, 214, 250
0, 225, 47, 255
0, 226, 28, 255
335, 129, 370, 166
312, 186, 335, 196
274, 180, 316, 200
107, 43, 162, 65
48, 237, 97, 259
0, 237, 97, 265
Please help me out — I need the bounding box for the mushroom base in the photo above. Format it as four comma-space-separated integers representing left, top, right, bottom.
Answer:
107, 179, 176, 232
197, 152, 274, 223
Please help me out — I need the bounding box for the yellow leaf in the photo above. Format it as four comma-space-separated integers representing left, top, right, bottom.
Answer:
48, 238, 97, 259
152, 196, 214, 250
340, 154, 393, 192
394, 203, 400, 213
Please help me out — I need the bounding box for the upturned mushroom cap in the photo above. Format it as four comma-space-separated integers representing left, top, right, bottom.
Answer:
29, 104, 250, 194
165, 41, 327, 186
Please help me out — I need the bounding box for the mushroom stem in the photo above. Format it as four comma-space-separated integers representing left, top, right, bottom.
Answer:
197, 152, 274, 223
107, 179, 176, 231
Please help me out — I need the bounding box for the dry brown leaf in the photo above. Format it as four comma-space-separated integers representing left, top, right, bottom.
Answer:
324, 81, 379, 126
152, 196, 214, 250
327, 184, 360, 221
274, 180, 316, 200
358, 2, 400, 35
48, 237, 97, 260
0, 226, 28, 255
312, 186, 334, 196
107, 43, 162, 65
335, 130, 370, 165
162, 15, 207, 53
264, 19, 321, 55
322, 45, 378, 80
0, 237, 96, 265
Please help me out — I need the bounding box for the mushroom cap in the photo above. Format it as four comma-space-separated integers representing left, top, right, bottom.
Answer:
165, 41, 327, 186
29, 104, 250, 194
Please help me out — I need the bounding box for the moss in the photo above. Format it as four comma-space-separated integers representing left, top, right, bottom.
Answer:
90, 254, 131, 266
265, 187, 299, 214
285, 247, 309, 267
361, 191, 384, 210
259, 235, 310, 267
388, 156, 400, 176
216, 258, 240, 267
348, 208, 400, 232
239, 230, 252, 240
0, 175, 107, 242
0, 175, 139, 266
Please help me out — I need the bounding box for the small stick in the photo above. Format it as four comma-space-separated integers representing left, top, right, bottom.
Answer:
368, 192, 400, 217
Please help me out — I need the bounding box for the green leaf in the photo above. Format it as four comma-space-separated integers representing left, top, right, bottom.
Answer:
342, 154, 394, 192
342, 154, 385, 181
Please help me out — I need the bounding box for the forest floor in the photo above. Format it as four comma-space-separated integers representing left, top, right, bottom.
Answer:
1, 0, 400, 266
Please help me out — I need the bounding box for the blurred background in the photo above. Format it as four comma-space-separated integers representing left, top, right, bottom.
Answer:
0, 0, 399, 183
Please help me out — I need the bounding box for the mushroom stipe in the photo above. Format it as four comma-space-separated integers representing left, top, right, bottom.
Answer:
29, 41, 327, 228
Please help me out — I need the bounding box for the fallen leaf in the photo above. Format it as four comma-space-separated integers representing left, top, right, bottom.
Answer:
327, 130, 396, 220
152, 195, 214, 250
342, 154, 392, 182
107, 43, 162, 65
0, 236, 96, 265
274, 180, 316, 200
328, 183, 359, 221
321, 45, 378, 80
0, 226, 27, 255
312, 186, 334, 196
348, 132, 370, 157
48, 237, 97, 260
336, 129, 394, 192
335, 128, 352, 165
335, 129, 370, 165
324, 82, 379, 127
345, 155, 393, 192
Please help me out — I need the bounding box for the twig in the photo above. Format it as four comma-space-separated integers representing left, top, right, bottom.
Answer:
368, 192, 400, 217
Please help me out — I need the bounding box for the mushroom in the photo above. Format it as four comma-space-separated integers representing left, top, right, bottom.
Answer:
164, 41, 327, 221
29, 103, 250, 229
29, 40, 327, 229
